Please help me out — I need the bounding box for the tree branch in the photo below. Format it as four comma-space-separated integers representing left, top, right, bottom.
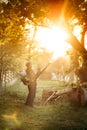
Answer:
36, 63, 51, 79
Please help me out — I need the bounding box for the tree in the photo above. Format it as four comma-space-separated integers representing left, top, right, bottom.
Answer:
24, 62, 50, 106
64, 0, 87, 82
44, 0, 87, 82
47, 56, 71, 81
1, 0, 87, 104
0, 1, 28, 93
23, 24, 51, 106
0, 0, 52, 105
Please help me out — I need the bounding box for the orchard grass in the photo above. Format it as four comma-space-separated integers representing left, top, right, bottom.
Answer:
0, 80, 87, 130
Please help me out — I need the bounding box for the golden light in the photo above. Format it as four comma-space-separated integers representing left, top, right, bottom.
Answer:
25, 22, 82, 60
73, 25, 82, 41
2, 112, 20, 126
35, 26, 71, 60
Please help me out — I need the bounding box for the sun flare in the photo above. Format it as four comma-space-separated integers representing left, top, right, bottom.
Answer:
35, 26, 71, 60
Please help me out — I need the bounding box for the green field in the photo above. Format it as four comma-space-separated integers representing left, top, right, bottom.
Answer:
0, 80, 87, 130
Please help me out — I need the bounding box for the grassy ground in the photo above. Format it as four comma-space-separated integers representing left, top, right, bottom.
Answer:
0, 80, 87, 130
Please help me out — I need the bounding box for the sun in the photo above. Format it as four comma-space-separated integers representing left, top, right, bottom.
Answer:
35, 26, 71, 60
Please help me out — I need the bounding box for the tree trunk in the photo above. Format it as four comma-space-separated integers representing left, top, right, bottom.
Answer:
66, 30, 87, 83
75, 67, 87, 83
67, 32, 87, 55
25, 81, 36, 106
25, 62, 50, 106
0, 71, 2, 94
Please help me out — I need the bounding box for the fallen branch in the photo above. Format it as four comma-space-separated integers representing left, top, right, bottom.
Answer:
45, 85, 87, 106
45, 88, 71, 104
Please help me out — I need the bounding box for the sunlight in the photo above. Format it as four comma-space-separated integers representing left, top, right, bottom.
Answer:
73, 25, 82, 41
35, 26, 71, 60
84, 31, 87, 50
25, 23, 82, 60
2, 112, 20, 126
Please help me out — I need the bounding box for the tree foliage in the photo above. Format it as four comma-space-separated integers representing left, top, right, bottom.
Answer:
0, 0, 87, 92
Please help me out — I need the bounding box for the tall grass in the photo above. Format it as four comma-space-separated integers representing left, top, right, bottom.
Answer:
0, 80, 87, 130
